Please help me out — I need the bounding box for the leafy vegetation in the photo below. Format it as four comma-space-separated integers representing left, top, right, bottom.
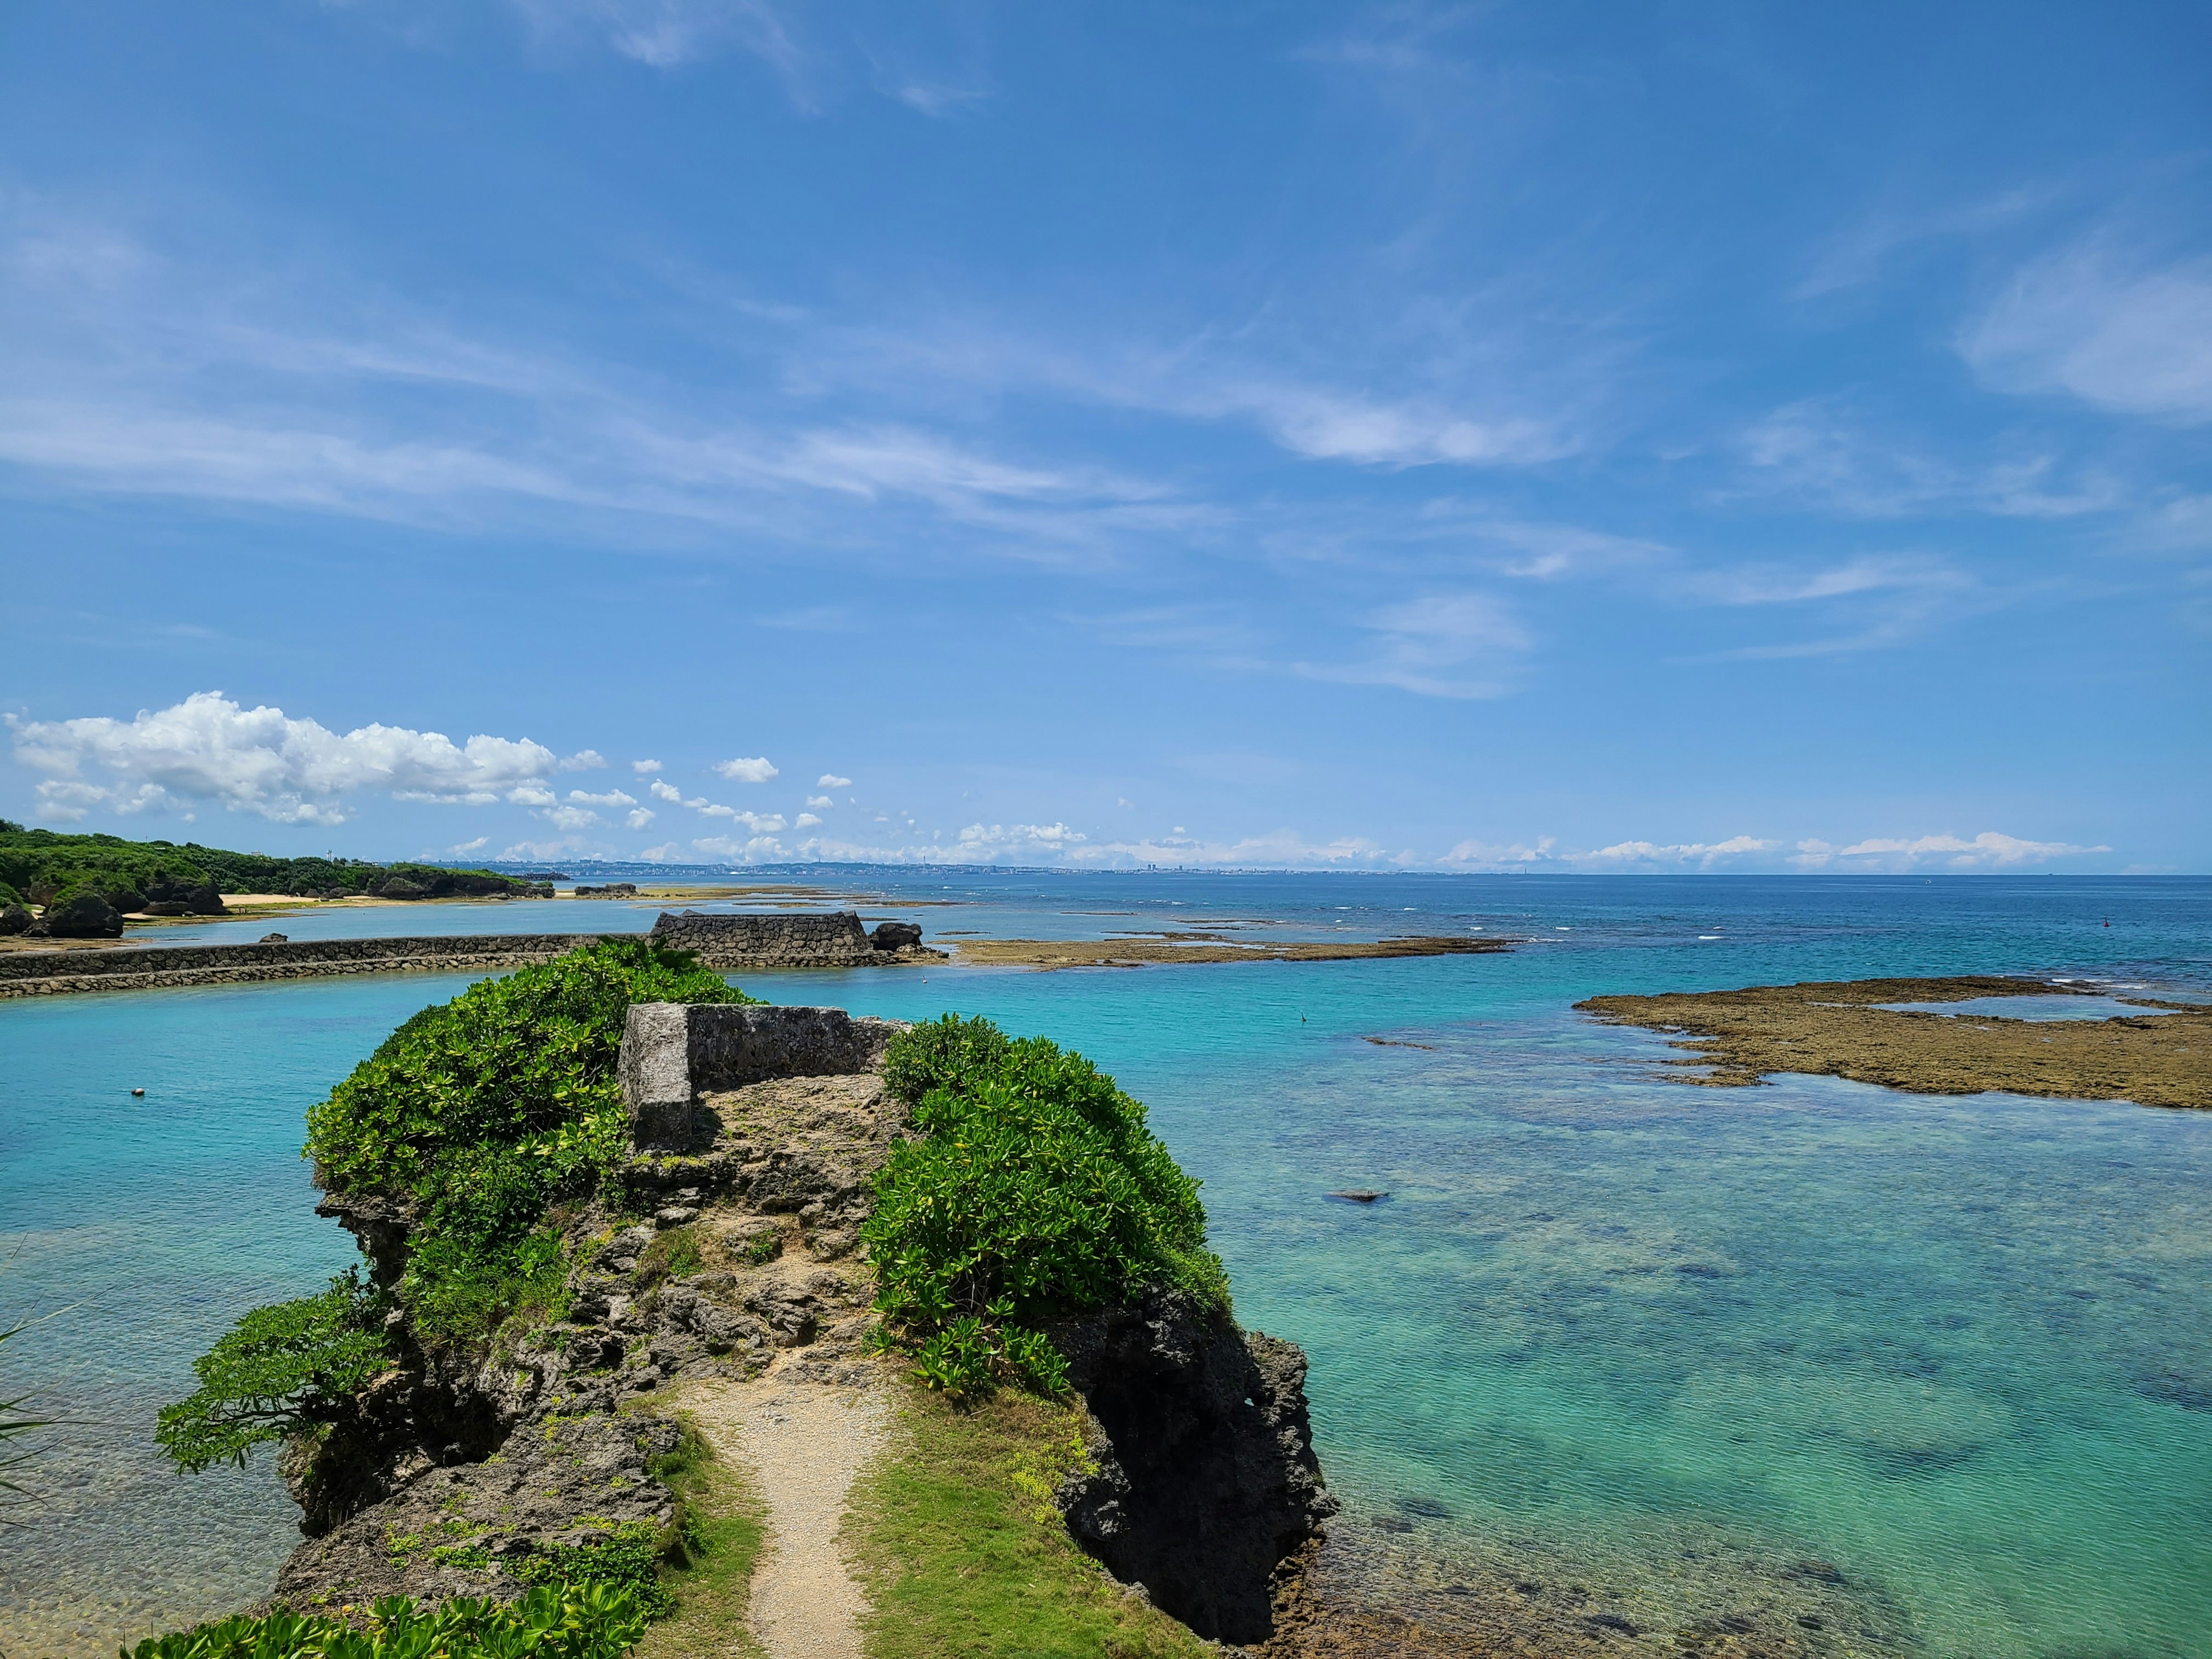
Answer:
304, 938, 752, 1349
161, 941, 753, 1477
863, 1014, 1229, 1399
0, 819, 546, 910
517, 1523, 678, 1616
123, 1584, 650, 1659
843, 1384, 1210, 1659
157, 1273, 389, 1474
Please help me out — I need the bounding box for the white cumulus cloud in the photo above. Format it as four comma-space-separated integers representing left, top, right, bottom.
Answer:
559, 749, 607, 771
805, 794, 833, 808
567, 787, 637, 808
818, 773, 853, 788
631, 758, 663, 774
713, 755, 779, 783
625, 807, 656, 830
7, 691, 555, 825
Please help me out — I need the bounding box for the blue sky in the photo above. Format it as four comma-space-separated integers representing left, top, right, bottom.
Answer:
2, 2, 2206, 872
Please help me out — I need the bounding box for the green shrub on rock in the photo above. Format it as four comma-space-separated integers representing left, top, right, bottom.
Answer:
304, 938, 754, 1349
864, 1014, 1229, 1399
161, 938, 757, 1481
124, 1582, 649, 1659
156, 1273, 388, 1474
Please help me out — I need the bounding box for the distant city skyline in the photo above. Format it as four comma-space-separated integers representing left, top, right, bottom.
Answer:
2, 3, 2205, 872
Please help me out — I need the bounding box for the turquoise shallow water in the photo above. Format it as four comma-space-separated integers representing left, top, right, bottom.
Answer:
3, 876, 2209, 1656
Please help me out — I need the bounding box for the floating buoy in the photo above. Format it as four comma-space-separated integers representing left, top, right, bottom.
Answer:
132, 1087, 146, 1097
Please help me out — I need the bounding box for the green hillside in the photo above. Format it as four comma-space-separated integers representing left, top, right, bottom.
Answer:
0, 821, 549, 914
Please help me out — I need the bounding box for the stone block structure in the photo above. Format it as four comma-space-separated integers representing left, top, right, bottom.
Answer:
619, 1001, 906, 1147
646, 910, 940, 968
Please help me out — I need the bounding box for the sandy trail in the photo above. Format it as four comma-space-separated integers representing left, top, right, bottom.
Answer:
681, 1368, 889, 1659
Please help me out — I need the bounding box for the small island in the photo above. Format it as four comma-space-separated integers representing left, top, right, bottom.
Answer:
1577, 975, 2210, 1109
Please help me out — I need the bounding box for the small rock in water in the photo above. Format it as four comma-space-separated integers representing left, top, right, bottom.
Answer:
1585, 1612, 1639, 1635
260, 932, 289, 943
1328, 1188, 1388, 1203
131, 1087, 146, 1097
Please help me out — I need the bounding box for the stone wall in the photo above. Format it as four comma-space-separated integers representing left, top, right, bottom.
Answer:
646, 908, 877, 965
619, 1001, 906, 1147
0, 911, 940, 997
0, 934, 604, 998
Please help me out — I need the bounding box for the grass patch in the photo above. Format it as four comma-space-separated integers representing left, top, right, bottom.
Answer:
844, 1382, 1210, 1659
635, 1415, 767, 1659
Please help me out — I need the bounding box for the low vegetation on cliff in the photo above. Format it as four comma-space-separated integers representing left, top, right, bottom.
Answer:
865, 1013, 1230, 1398
124, 1584, 650, 1659
149, 958, 1282, 1657
0, 819, 548, 919
160, 939, 750, 1471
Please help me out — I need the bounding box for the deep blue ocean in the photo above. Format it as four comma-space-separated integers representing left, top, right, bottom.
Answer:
3, 874, 2209, 1657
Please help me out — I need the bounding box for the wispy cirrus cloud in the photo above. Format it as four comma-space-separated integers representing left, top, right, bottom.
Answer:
1960, 239, 2212, 423
1299, 592, 1528, 699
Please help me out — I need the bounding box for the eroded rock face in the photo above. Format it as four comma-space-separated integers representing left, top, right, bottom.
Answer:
0, 903, 30, 935
1054, 1291, 1337, 1645
276, 1071, 905, 1607
40, 892, 124, 938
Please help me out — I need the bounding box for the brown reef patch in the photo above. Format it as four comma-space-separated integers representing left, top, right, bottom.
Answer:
951, 935, 1513, 969
1575, 975, 2209, 1109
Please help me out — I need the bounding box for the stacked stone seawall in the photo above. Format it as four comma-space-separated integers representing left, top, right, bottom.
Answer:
0, 911, 941, 998
0, 934, 609, 999
646, 910, 942, 969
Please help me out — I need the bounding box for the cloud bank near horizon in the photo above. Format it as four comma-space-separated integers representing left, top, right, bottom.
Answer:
3, 692, 2119, 876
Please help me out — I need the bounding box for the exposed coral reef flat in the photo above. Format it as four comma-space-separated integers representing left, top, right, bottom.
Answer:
952, 935, 1513, 969
1576, 975, 2211, 1108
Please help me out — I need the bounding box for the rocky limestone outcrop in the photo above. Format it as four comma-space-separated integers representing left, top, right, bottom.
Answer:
0, 903, 31, 935
1054, 1293, 1336, 1645
39, 892, 124, 938
272, 1001, 1332, 1647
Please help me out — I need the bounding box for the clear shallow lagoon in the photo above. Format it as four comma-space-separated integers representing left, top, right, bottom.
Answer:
5, 876, 2210, 1657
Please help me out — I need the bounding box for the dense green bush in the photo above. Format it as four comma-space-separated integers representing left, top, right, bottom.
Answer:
157, 1273, 388, 1474
162, 940, 756, 1479
124, 1583, 649, 1659
864, 1014, 1229, 1399
304, 938, 755, 1347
